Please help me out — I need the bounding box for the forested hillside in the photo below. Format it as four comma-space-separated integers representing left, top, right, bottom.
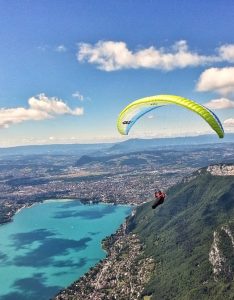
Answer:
129, 165, 234, 300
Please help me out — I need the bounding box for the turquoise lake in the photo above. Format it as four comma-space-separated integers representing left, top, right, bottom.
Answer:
0, 200, 131, 300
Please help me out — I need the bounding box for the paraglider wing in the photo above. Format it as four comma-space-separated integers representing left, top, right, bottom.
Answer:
117, 94, 224, 138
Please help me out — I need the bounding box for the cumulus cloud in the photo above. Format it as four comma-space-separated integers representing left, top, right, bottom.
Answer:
224, 118, 234, 127
0, 94, 84, 128
72, 91, 84, 101
219, 44, 234, 62
204, 98, 234, 109
197, 67, 234, 95
77, 40, 223, 71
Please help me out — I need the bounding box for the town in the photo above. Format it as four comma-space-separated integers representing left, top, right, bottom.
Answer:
0, 142, 233, 225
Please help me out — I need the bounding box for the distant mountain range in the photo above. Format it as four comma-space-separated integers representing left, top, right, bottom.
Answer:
0, 143, 112, 157
128, 164, 234, 299
75, 145, 234, 170
0, 134, 234, 157
109, 133, 234, 154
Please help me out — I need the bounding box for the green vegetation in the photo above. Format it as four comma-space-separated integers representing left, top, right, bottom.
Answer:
0, 206, 13, 223
0, 199, 29, 224
128, 170, 234, 299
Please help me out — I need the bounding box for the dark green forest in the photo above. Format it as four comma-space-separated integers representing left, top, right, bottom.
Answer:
128, 168, 234, 300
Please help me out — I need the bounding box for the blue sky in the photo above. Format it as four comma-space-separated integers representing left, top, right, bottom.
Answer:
0, 0, 234, 146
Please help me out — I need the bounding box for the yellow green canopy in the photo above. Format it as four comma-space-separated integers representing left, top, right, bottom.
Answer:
117, 94, 224, 138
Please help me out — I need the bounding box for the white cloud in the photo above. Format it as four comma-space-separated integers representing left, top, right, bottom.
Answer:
147, 114, 155, 119
55, 45, 67, 52
197, 67, 234, 95
224, 118, 234, 127
219, 44, 234, 62
0, 94, 84, 128
72, 91, 84, 101
72, 107, 84, 115
0, 107, 50, 128
77, 40, 222, 71
204, 98, 234, 109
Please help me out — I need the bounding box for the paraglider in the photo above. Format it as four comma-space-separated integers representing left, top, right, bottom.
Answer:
152, 190, 166, 209
117, 94, 224, 138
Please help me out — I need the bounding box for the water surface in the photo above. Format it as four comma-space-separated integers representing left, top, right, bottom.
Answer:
0, 200, 131, 299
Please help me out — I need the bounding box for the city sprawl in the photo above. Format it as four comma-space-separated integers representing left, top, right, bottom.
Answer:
0, 143, 233, 224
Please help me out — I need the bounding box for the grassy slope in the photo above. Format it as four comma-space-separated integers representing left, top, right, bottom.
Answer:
128, 171, 234, 300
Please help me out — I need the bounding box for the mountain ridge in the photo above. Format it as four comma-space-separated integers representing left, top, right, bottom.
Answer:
129, 164, 234, 299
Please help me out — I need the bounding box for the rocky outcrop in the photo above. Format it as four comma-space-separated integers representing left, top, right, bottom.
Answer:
183, 164, 234, 183
209, 224, 234, 281
207, 164, 234, 176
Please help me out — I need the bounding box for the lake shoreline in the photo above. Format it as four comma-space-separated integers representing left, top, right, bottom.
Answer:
53, 210, 154, 300
0, 197, 136, 226
0, 199, 132, 299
